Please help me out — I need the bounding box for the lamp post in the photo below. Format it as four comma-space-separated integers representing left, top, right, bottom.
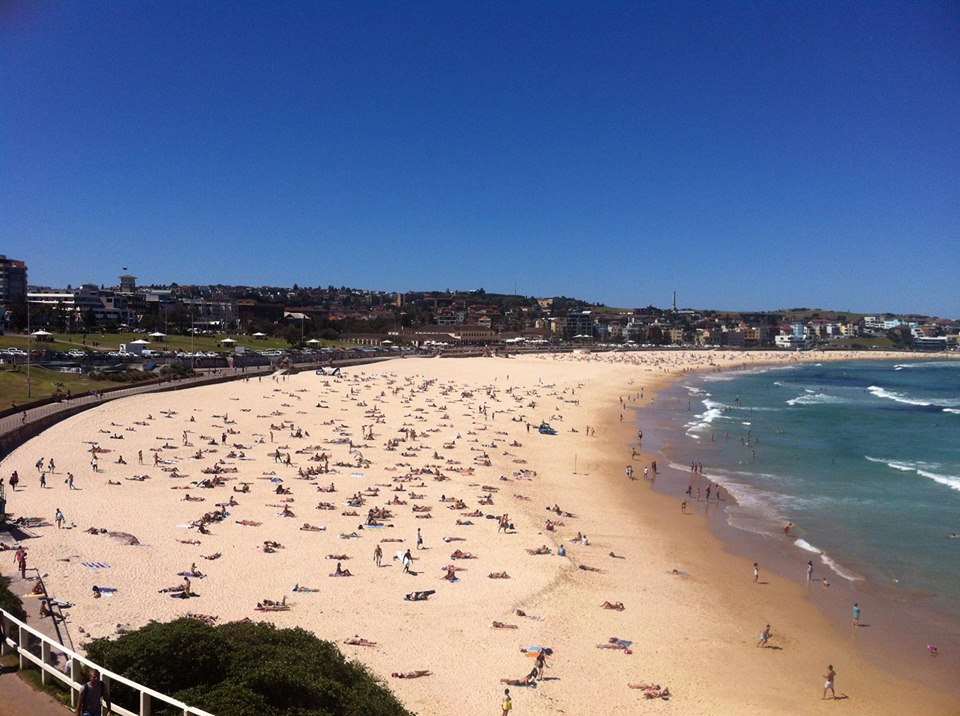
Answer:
26, 298, 32, 398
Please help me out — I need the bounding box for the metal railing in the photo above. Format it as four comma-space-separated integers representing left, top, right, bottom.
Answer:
0, 607, 215, 716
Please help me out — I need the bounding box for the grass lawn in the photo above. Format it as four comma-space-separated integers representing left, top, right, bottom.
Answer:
0, 365, 131, 406
0, 332, 301, 353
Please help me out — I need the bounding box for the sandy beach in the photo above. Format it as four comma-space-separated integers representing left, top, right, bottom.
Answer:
2, 350, 958, 715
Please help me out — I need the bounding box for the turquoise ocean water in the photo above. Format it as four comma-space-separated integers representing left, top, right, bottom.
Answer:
646, 359, 960, 628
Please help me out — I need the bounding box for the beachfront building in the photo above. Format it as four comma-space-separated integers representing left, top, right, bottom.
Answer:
564, 311, 595, 339
0, 255, 27, 309
774, 333, 815, 349
27, 285, 135, 329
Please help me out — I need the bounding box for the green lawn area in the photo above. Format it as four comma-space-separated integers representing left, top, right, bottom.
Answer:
0, 365, 130, 406
0, 331, 299, 353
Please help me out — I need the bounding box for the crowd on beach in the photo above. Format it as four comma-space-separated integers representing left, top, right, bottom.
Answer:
1, 349, 954, 715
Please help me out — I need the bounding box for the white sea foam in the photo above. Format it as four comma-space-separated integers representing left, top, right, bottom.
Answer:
864, 456, 960, 492
794, 538, 821, 554
867, 385, 932, 407
793, 539, 859, 579
917, 468, 960, 493
944, 408, 960, 415
785, 392, 848, 406
819, 553, 861, 581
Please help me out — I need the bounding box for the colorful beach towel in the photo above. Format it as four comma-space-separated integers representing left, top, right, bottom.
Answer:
83, 562, 111, 569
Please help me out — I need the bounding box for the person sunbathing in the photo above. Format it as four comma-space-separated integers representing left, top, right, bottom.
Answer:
628, 683, 671, 699
527, 546, 551, 555
236, 519, 261, 526
404, 590, 436, 601
492, 621, 518, 629
292, 584, 319, 592
391, 670, 432, 679
326, 554, 349, 560
500, 669, 538, 687
300, 523, 325, 531
201, 552, 222, 560
331, 562, 353, 577
343, 636, 376, 646
579, 565, 605, 573
601, 601, 625, 611
450, 550, 475, 559
488, 572, 511, 579
597, 637, 632, 652
256, 602, 290, 612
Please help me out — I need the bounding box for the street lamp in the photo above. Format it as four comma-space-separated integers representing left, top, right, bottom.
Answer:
26, 298, 32, 398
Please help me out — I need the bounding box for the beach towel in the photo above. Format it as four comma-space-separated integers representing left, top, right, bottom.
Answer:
521, 646, 553, 655
82, 562, 111, 569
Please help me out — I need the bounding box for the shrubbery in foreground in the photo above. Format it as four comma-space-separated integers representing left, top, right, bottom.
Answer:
85, 618, 413, 716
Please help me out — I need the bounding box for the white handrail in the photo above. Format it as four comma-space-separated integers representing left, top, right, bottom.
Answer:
0, 607, 216, 716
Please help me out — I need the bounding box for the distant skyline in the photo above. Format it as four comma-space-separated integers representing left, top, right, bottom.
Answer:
2, 2, 958, 316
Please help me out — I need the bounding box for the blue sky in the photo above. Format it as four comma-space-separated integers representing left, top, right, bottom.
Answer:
2, 1, 958, 316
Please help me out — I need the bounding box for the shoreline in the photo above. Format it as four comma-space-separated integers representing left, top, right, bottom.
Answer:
0, 351, 957, 714
637, 371, 960, 699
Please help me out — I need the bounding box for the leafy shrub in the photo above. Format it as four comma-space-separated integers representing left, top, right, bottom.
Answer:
0, 575, 26, 621
85, 619, 411, 716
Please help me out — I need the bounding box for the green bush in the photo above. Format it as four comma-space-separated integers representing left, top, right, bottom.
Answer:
85, 618, 411, 716
0, 575, 26, 622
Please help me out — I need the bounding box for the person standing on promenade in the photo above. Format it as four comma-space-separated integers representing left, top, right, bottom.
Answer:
822, 665, 836, 700
852, 603, 861, 627
76, 668, 111, 716
501, 688, 512, 715
753, 563, 759, 583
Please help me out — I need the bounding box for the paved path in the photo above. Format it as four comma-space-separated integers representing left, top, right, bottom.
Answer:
0, 666, 68, 716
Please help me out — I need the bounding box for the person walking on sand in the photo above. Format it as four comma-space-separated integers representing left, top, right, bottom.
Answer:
502, 688, 512, 715
374, 544, 382, 566
402, 549, 412, 574
753, 562, 759, 583
417, 528, 424, 551
56, 508, 65, 529
806, 560, 814, 582
852, 603, 861, 627
822, 664, 836, 700
757, 624, 771, 647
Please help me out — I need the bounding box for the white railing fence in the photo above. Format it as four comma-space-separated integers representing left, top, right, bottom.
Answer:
0, 607, 215, 716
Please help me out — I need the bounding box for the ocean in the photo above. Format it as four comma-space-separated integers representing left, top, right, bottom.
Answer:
643, 358, 960, 660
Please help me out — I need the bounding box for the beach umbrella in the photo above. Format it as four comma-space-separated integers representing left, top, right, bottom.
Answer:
130, 339, 151, 345
219, 338, 236, 344
306, 338, 321, 345
149, 331, 166, 338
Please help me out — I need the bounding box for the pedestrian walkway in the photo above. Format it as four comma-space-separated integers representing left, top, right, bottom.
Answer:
0, 666, 67, 716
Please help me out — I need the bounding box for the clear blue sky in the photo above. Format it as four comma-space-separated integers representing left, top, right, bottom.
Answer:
2, 1, 958, 316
